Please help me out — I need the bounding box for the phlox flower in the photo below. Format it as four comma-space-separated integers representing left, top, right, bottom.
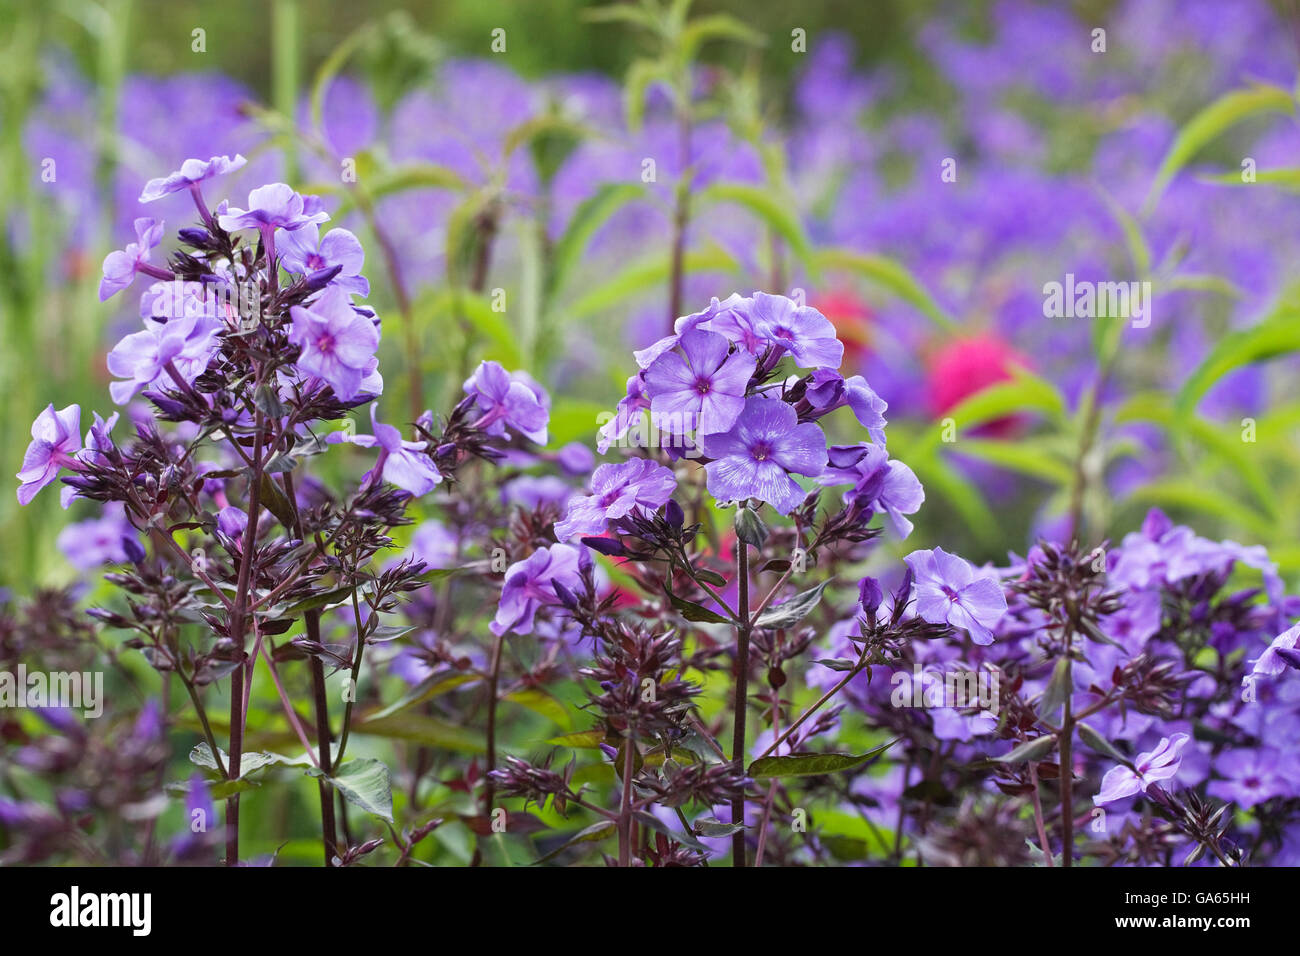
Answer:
904, 546, 1007, 645
139, 154, 247, 203
643, 328, 755, 436
463, 360, 550, 444
16, 404, 82, 505
328, 404, 442, 496
99, 217, 166, 301
288, 285, 381, 402
554, 457, 677, 540
492, 543, 585, 637
276, 223, 370, 296
700, 397, 827, 514
1093, 733, 1190, 805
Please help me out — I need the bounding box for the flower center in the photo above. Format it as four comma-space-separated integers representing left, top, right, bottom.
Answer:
694, 376, 712, 395
942, 586, 962, 604
316, 333, 336, 354
751, 441, 773, 461
306, 252, 327, 270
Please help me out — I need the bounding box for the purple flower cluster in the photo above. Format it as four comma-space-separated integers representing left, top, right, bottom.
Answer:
593, 292, 915, 523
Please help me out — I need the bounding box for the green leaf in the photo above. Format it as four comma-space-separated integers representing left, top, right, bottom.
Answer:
568, 246, 740, 319
1173, 303, 1300, 421
1037, 657, 1073, 720
365, 671, 480, 722
531, 820, 617, 864
1143, 83, 1295, 216
733, 506, 769, 549
547, 182, 649, 300
353, 712, 486, 753
505, 687, 572, 730
754, 580, 830, 630
1078, 723, 1133, 768
680, 14, 766, 58
993, 736, 1058, 764
815, 247, 958, 331
546, 729, 609, 749
748, 741, 895, 778
311, 757, 393, 823
667, 590, 732, 625
257, 472, 298, 530
692, 816, 746, 838
695, 181, 815, 270
949, 438, 1074, 486
1200, 166, 1300, 192
189, 744, 285, 778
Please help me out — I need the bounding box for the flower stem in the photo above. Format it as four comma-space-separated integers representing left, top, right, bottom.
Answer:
472, 629, 506, 867
731, 538, 751, 867
1059, 660, 1075, 868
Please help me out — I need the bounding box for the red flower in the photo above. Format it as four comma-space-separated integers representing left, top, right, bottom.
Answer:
926, 334, 1031, 437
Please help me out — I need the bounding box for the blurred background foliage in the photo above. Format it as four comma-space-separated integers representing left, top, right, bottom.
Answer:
3, 0, 1300, 594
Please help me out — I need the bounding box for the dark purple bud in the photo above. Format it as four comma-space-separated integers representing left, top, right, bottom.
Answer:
664, 499, 684, 529
581, 536, 627, 557
551, 580, 578, 610
1276, 647, 1300, 671
303, 264, 344, 293
858, 576, 883, 615
121, 535, 147, 565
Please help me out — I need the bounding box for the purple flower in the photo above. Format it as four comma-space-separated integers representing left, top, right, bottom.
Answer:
1251, 623, 1300, 676
1093, 733, 1190, 805
1206, 748, 1297, 809
709, 293, 844, 369
217, 505, 250, 543
288, 285, 381, 402
554, 442, 595, 475
217, 183, 329, 233
804, 370, 889, 443
700, 397, 827, 513
643, 328, 755, 437
99, 217, 166, 301
139, 154, 247, 203
491, 543, 585, 636
276, 223, 369, 296
819, 442, 924, 537
328, 404, 442, 496
554, 458, 677, 540
904, 547, 1007, 645
464, 360, 550, 444
56, 503, 138, 570
632, 296, 736, 370
406, 521, 459, 569
16, 404, 82, 505
597, 373, 649, 453
107, 310, 223, 405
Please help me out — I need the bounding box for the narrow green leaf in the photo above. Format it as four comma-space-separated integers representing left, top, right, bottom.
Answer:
748, 741, 895, 778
